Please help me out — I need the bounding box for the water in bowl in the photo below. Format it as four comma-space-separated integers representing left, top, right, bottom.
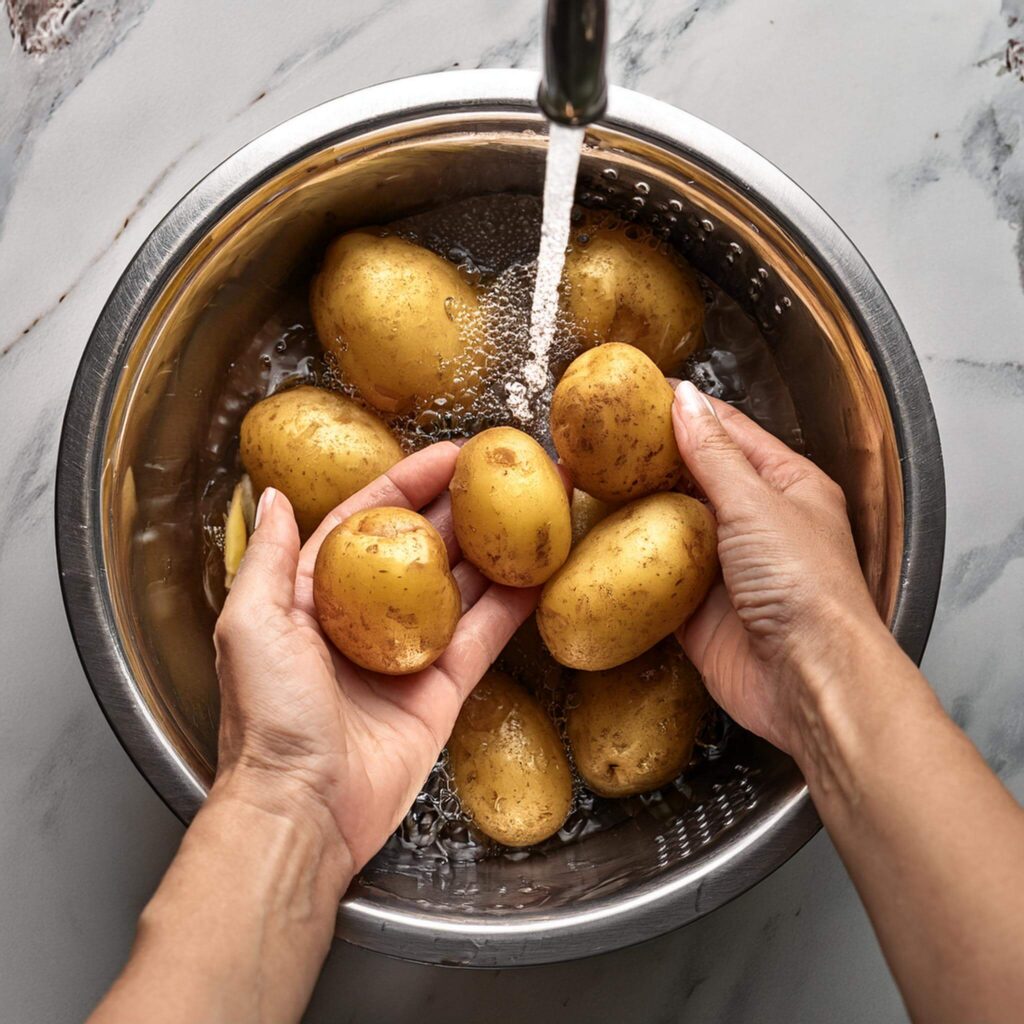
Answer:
190, 185, 802, 866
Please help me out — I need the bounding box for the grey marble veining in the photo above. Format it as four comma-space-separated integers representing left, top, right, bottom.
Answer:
1, 1, 1022, 1022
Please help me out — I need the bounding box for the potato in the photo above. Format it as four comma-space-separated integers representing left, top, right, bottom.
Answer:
537, 492, 718, 670
310, 230, 483, 414
450, 427, 571, 587
567, 643, 710, 797
550, 343, 683, 503
447, 670, 572, 847
570, 488, 615, 545
240, 386, 402, 538
223, 474, 255, 590
562, 215, 704, 373
313, 507, 460, 675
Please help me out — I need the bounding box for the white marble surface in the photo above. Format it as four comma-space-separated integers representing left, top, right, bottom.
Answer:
1, 0, 1023, 1020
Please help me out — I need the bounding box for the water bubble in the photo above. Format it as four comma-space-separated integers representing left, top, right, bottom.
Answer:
634, 180, 650, 195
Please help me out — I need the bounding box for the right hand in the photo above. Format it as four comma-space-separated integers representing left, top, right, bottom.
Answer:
671, 381, 887, 759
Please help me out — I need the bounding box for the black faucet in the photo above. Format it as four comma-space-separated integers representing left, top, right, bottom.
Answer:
537, 0, 608, 126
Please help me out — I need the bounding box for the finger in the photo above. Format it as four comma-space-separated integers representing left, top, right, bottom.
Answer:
434, 583, 541, 697
676, 580, 733, 675
224, 488, 300, 615
295, 442, 461, 602
672, 381, 766, 512
709, 398, 823, 494
420, 491, 459, 565
452, 559, 489, 612
303, 441, 460, 553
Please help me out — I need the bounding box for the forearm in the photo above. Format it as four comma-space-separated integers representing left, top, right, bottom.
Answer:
794, 616, 1024, 1024
89, 774, 352, 1024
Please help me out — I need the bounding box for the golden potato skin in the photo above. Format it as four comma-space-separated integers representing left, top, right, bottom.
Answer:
450, 427, 571, 587
313, 507, 460, 675
550, 343, 683, 504
562, 216, 705, 373
310, 231, 482, 413
537, 492, 718, 670
240, 386, 402, 538
447, 670, 572, 847
567, 643, 710, 797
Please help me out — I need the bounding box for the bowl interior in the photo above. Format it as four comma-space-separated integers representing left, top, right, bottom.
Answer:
99, 112, 902, 935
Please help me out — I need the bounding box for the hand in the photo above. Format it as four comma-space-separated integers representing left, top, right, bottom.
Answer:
212, 442, 538, 874
671, 381, 886, 759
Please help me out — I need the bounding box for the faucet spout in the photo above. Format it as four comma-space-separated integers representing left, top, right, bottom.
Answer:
538, 0, 608, 127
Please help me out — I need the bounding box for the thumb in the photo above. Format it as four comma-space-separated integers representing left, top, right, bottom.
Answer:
672, 382, 765, 512
225, 487, 301, 614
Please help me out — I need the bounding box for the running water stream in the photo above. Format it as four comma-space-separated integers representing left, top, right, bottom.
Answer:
506, 122, 584, 422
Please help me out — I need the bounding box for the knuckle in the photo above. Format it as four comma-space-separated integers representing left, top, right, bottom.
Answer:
213, 607, 247, 652
815, 475, 848, 510
695, 427, 738, 458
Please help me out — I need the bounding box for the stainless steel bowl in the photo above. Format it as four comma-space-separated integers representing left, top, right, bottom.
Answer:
56, 69, 944, 967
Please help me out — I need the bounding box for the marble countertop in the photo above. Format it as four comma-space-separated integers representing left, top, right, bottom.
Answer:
2, 0, 1023, 1020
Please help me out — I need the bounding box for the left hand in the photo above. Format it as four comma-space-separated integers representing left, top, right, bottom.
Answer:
212, 441, 539, 874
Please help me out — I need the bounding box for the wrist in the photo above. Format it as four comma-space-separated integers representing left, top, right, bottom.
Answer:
127, 778, 352, 1024
209, 764, 354, 892
781, 606, 930, 800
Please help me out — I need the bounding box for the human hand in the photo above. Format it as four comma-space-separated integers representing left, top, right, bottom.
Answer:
212, 442, 539, 875
671, 382, 887, 760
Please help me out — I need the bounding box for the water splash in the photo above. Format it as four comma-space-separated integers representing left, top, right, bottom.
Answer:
506, 123, 584, 422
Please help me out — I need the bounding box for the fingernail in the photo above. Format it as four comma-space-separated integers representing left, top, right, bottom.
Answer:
254, 487, 276, 530
675, 381, 718, 420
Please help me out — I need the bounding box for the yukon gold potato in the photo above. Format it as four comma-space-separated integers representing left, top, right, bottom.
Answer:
447, 670, 572, 847
567, 643, 711, 797
240, 386, 402, 538
570, 488, 615, 545
310, 230, 483, 413
550, 343, 683, 504
538, 492, 718, 670
313, 507, 460, 675
450, 427, 571, 587
562, 215, 705, 373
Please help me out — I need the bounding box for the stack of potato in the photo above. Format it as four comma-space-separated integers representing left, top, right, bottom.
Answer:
228, 217, 719, 849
